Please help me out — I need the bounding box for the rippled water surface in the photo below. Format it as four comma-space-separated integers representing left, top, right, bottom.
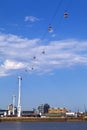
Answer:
0, 122, 87, 130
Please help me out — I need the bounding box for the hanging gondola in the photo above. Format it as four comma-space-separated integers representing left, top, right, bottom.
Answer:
64, 12, 68, 18
31, 67, 34, 70
48, 26, 53, 31
42, 50, 45, 54
33, 56, 36, 59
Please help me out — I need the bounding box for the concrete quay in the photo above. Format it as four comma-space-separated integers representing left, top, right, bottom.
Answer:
0, 117, 87, 122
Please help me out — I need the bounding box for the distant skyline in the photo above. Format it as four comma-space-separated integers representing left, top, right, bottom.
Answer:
0, 0, 87, 111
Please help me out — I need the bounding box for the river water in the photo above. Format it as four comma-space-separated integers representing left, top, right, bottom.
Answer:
0, 122, 87, 130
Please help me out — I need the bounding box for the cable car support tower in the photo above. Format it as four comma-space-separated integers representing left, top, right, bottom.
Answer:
17, 76, 22, 117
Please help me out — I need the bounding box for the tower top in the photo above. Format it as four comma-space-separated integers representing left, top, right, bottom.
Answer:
18, 76, 22, 80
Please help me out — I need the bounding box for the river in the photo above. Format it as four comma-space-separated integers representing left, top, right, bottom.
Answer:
0, 122, 87, 130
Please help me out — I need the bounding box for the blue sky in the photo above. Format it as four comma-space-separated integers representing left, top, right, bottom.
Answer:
0, 0, 87, 112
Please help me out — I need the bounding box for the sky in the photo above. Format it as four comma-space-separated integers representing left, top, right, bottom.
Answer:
0, 0, 87, 112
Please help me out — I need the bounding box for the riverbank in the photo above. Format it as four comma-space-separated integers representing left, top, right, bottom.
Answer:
0, 117, 87, 122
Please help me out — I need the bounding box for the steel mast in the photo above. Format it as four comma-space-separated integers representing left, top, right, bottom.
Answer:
17, 76, 22, 117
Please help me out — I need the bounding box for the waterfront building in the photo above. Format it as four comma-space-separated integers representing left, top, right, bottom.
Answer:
8, 104, 13, 115
44, 107, 69, 117
66, 112, 76, 117
37, 104, 44, 114
7, 104, 17, 116
0, 109, 8, 117
44, 104, 50, 113
48, 107, 69, 114
37, 103, 50, 114
22, 110, 34, 117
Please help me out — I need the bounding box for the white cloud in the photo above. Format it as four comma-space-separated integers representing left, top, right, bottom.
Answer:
0, 33, 87, 76
1, 60, 24, 70
25, 16, 40, 22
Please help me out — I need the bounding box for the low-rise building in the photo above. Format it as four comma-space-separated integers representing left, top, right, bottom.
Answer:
8, 104, 17, 116
45, 107, 69, 117
22, 110, 35, 117
48, 107, 68, 114
0, 109, 8, 117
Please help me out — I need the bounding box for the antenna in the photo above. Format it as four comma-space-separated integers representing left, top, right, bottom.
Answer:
17, 76, 22, 117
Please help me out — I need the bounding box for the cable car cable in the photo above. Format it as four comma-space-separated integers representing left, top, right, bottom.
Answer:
41, 0, 64, 40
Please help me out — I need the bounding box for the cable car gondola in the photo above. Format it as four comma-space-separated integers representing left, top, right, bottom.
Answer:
31, 67, 34, 70
42, 50, 45, 54
33, 56, 36, 59
48, 26, 53, 31
64, 12, 68, 18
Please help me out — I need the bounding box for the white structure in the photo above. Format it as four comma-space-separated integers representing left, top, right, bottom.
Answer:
66, 112, 75, 117
12, 95, 16, 115
17, 76, 22, 117
8, 110, 11, 116
4, 112, 7, 117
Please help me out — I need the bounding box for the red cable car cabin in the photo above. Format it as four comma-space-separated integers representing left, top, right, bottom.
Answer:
64, 13, 68, 18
